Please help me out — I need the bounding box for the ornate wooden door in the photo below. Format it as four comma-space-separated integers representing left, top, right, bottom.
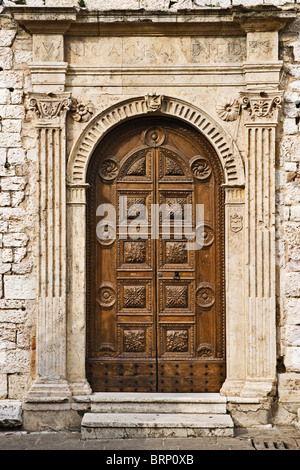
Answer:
86, 118, 225, 393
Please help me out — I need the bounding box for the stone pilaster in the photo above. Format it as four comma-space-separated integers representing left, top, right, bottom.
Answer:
25, 92, 72, 402
66, 183, 91, 396
240, 90, 283, 398
220, 186, 245, 397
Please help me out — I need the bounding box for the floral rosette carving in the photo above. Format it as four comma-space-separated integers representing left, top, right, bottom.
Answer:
190, 156, 212, 181
216, 98, 240, 121
70, 99, 95, 122
196, 282, 215, 308
97, 282, 116, 308
196, 222, 214, 247
96, 222, 116, 246
99, 157, 120, 181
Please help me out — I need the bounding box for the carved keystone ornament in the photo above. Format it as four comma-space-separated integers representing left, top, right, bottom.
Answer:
145, 93, 164, 112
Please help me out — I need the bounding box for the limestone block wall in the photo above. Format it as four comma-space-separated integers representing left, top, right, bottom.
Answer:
276, 17, 300, 409
0, 0, 299, 426
0, 13, 36, 400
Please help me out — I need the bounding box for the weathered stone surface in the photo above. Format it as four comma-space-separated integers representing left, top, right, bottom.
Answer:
0, 400, 22, 427
0, 2, 298, 433
4, 275, 35, 300
81, 412, 234, 439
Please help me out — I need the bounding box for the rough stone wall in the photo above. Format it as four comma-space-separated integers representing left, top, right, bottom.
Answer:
1, 0, 300, 9
0, 12, 36, 400
277, 18, 300, 404
0, 0, 299, 414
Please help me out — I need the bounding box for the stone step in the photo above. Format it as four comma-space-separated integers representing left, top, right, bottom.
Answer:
81, 412, 234, 439
86, 392, 227, 414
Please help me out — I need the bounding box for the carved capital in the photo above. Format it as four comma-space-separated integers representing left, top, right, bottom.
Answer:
27, 92, 72, 121
240, 91, 283, 123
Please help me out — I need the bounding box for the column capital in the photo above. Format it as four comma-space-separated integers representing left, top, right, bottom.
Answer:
26, 92, 72, 124
240, 90, 283, 125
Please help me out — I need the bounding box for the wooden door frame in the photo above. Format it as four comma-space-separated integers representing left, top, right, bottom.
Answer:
65, 94, 275, 399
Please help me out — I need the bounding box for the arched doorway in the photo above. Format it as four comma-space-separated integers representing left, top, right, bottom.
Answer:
86, 116, 225, 393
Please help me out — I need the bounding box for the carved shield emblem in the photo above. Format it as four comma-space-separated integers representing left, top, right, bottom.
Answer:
230, 214, 243, 233
145, 93, 164, 112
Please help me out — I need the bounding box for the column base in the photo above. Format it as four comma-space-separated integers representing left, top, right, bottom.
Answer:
24, 378, 72, 403
220, 379, 245, 397
68, 379, 92, 396
240, 378, 276, 399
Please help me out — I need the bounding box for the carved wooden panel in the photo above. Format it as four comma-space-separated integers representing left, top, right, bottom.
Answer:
86, 117, 225, 393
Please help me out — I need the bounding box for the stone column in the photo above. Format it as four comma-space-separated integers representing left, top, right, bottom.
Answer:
25, 92, 72, 401
240, 90, 283, 397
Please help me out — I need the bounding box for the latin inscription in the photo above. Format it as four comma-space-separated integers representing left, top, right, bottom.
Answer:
66, 36, 246, 67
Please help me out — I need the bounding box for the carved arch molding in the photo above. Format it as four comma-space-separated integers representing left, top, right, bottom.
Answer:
67, 95, 245, 186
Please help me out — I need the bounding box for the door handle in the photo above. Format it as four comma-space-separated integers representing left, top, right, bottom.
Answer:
157, 272, 163, 277
173, 271, 181, 281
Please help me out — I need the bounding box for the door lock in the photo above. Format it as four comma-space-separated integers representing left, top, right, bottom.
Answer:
173, 271, 181, 281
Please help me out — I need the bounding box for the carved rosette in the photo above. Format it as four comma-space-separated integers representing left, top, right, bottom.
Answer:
190, 156, 212, 181
143, 126, 166, 147
196, 223, 214, 247
124, 286, 146, 308
97, 282, 116, 308
70, 99, 95, 122
96, 222, 116, 246
27, 92, 72, 119
216, 98, 240, 122
196, 283, 215, 308
166, 242, 187, 264
99, 157, 120, 181
124, 241, 146, 264
166, 286, 188, 309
